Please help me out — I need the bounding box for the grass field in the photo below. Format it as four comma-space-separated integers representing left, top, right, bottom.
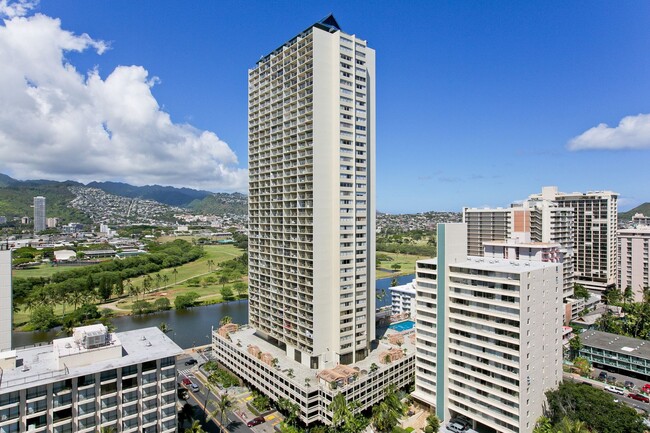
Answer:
12, 244, 246, 328
13, 264, 64, 279
376, 251, 430, 279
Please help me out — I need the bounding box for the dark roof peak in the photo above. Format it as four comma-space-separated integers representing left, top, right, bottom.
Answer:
318, 14, 341, 32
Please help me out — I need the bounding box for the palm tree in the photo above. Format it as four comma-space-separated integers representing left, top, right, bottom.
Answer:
172, 267, 179, 285
207, 259, 215, 271
219, 316, 232, 326
304, 377, 311, 388
100, 427, 117, 433
155, 273, 163, 290
371, 400, 399, 433
162, 274, 170, 288
554, 417, 590, 433
184, 420, 206, 433
330, 393, 350, 429
212, 393, 237, 429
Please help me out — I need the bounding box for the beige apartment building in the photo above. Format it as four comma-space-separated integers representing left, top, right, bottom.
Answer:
618, 226, 650, 301
412, 224, 562, 433
246, 14, 375, 368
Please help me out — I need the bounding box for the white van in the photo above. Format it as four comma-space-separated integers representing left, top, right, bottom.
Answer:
447, 422, 466, 433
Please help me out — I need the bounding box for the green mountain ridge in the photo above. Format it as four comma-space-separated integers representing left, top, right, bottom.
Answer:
620, 203, 650, 221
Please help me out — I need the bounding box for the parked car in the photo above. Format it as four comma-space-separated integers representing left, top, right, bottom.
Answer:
447, 422, 467, 433
642, 384, 650, 394
190, 383, 200, 392
605, 385, 625, 395
247, 417, 266, 427
630, 393, 650, 403
182, 378, 192, 386
625, 381, 636, 389
598, 371, 608, 380
185, 359, 198, 366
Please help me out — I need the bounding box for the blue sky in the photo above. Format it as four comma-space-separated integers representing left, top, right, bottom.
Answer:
1, 1, 649, 213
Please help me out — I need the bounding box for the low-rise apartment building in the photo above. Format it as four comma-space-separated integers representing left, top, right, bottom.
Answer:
580, 330, 650, 380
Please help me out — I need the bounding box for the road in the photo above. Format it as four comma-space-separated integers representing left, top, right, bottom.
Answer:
176, 352, 257, 433
563, 371, 650, 415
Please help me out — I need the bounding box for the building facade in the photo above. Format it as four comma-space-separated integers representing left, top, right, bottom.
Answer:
528, 186, 618, 292
0, 325, 182, 433
412, 224, 563, 433
618, 227, 650, 302
580, 330, 650, 380
33, 197, 46, 234
247, 14, 375, 368
0, 244, 11, 352
390, 280, 417, 317
462, 207, 512, 257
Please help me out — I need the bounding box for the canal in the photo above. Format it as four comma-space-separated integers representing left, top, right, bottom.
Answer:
12, 274, 415, 349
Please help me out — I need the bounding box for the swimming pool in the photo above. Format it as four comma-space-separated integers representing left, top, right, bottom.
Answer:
388, 320, 415, 332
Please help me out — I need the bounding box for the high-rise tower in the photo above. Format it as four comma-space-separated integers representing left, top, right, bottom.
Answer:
33, 196, 46, 233
247, 15, 375, 368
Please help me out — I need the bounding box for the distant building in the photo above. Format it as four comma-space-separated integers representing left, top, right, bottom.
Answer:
390, 280, 416, 317
462, 207, 512, 257
54, 250, 77, 262
0, 216, 6, 225
632, 213, 650, 227
618, 226, 650, 302
0, 243, 11, 351
528, 186, 618, 292
21, 217, 30, 225
33, 196, 46, 233
413, 223, 563, 433
580, 330, 650, 380
46, 217, 59, 228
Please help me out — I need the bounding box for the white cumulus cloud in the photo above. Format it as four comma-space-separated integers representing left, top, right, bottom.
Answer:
0, 7, 247, 191
567, 113, 650, 151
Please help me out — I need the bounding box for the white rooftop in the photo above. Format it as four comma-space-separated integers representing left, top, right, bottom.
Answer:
0, 327, 182, 393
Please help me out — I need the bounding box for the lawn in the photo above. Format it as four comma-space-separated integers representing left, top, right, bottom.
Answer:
13, 244, 246, 327
376, 251, 429, 279
13, 264, 64, 279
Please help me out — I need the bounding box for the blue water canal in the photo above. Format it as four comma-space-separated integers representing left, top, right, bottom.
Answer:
12, 274, 415, 349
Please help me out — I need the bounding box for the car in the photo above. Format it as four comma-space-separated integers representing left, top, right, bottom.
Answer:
642, 384, 650, 394
605, 385, 625, 395
177, 389, 189, 400
608, 376, 618, 384
630, 393, 650, 403
447, 422, 466, 433
598, 371, 608, 380
185, 359, 198, 366
182, 378, 192, 386
190, 383, 200, 392
247, 417, 266, 427
625, 381, 636, 389
449, 418, 470, 430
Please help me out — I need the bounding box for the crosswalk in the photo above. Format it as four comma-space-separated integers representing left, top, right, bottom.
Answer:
177, 368, 195, 377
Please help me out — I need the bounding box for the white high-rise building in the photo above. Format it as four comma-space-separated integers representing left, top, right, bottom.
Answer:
528, 186, 618, 292
412, 223, 563, 433
247, 14, 375, 368
462, 207, 512, 257
618, 226, 650, 301
33, 196, 46, 234
0, 243, 11, 352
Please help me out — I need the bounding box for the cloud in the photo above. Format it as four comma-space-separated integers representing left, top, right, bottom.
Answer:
0, 8, 247, 191
0, 0, 37, 18
567, 113, 650, 151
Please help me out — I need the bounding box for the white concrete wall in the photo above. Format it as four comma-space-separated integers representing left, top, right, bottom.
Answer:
0, 249, 12, 351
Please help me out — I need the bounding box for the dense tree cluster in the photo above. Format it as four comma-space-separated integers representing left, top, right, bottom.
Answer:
596, 287, 650, 339
536, 382, 645, 433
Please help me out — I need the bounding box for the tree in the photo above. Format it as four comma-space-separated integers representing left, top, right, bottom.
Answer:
278, 397, 300, 426
153, 297, 171, 311
213, 393, 237, 428
184, 420, 206, 433
533, 416, 553, 433
29, 306, 57, 330
568, 334, 582, 360
218, 274, 229, 288
330, 393, 350, 429
220, 316, 232, 326
573, 284, 589, 301
220, 286, 235, 302
305, 377, 311, 388
572, 357, 591, 376
172, 267, 179, 285
624, 286, 634, 305
390, 263, 401, 273
555, 417, 591, 433
233, 281, 247, 300
370, 363, 379, 374
545, 381, 645, 433
603, 287, 621, 305
425, 414, 440, 433
207, 259, 215, 271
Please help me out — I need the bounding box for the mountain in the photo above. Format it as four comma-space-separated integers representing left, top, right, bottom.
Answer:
189, 193, 248, 216
0, 173, 19, 187
87, 181, 213, 207
620, 203, 650, 221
